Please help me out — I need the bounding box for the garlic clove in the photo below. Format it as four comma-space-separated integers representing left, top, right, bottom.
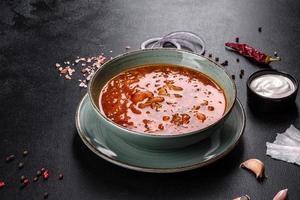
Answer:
233, 195, 250, 200
273, 189, 288, 200
240, 158, 265, 179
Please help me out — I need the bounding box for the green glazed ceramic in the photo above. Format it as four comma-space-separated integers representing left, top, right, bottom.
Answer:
88, 49, 237, 150
75, 94, 245, 173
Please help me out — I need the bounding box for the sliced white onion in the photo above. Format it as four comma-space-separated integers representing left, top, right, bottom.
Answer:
140, 31, 206, 55
161, 31, 206, 55
140, 37, 181, 49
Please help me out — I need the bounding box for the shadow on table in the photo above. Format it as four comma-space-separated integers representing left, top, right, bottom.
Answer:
247, 103, 299, 124
72, 131, 245, 198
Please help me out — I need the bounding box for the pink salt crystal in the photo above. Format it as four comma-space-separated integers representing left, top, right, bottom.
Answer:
65, 75, 71, 80
60, 68, 68, 74
75, 58, 86, 63
55, 63, 61, 68
79, 82, 88, 88
67, 68, 75, 76
86, 74, 93, 81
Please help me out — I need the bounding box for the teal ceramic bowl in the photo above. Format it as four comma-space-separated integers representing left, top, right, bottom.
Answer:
88, 49, 236, 150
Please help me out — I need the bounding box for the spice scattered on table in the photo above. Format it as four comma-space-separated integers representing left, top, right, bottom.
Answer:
20, 175, 26, 182
220, 60, 228, 66
2, 147, 64, 197
225, 42, 281, 64
273, 188, 288, 200
55, 54, 106, 88
258, 27, 262, 32
44, 192, 49, 199
274, 51, 278, 57
20, 178, 29, 188
5, 154, 15, 162
42, 170, 49, 180
239, 69, 244, 79
266, 124, 300, 165
236, 58, 239, 62
23, 150, 28, 157
18, 162, 24, 169
215, 57, 219, 62
235, 37, 239, 43
0, 181, 5, 188
240, 158, 265, 179
231, 75, 235, 80
58, 174, 63, 180
208, 53, 212, 58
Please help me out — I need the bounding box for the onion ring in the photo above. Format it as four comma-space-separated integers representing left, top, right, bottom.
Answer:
161, 31, 206, 55
140, 37, 181, 49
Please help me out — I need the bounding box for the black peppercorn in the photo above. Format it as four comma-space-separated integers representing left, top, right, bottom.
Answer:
5, 154, 15, 162
235, 37, 239, 43
20, 175, 26, 182
18, 162, 24, 169
44, 192, 49, 199
58, 174, 64, 180
23, 150, 28, 156
221, 60, 228, 66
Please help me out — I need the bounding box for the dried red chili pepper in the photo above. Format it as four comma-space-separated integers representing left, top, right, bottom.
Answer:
0, 181, 5, 188
225, 42, 280, 64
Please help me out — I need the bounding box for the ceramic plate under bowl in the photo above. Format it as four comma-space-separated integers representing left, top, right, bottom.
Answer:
75, 94, 245, 173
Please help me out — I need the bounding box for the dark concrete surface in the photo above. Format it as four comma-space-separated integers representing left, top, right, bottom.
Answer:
0, 0, 300, 199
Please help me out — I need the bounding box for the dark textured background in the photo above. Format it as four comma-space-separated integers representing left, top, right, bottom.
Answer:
0, 0, 300, 199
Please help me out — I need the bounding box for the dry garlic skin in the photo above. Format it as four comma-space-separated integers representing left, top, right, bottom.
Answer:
99, 64, 226, 135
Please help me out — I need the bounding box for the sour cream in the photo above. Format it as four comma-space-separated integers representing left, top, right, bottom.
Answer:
250, 74, 295, 98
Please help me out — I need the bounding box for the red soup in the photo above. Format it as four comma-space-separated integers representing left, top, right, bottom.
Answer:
99, 64, 226, 135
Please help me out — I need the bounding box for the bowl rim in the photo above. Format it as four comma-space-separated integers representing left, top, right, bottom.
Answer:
88, 48, 237, 138
247, 69, 299, 100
